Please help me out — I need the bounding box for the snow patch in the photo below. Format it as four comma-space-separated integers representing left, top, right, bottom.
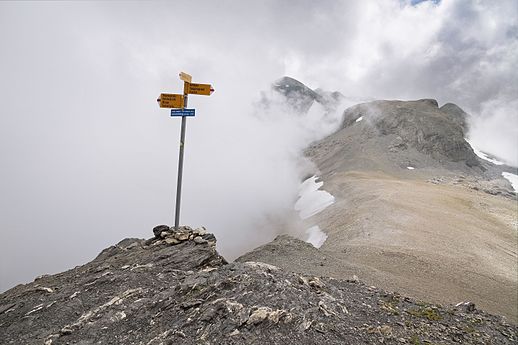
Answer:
295, 175, 335, 248
298, 175, 323, 196
355, 116, 363, 123
465, 138, 504, 165
305, 226, 328, 248
502, 172, 518, 193
407, 166, 415, 170
473, 147, 505, 165
295, 176, 335, 219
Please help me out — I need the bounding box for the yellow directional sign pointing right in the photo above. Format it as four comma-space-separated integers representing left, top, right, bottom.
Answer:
186, 83, 214, 96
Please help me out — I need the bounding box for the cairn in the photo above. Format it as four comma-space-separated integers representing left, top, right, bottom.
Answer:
150, 225, 216, 247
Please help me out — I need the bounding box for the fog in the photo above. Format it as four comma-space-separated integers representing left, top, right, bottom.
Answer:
1, 0, 516, 291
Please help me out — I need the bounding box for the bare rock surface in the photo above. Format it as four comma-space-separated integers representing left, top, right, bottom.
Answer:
306, 99, 516, 184
272, 76, 323, 113
1, 227, 517, 344
439, 102, 469, 133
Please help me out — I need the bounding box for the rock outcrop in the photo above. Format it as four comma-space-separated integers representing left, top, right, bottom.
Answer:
439, 102, 470, 133
1, 227, 516, 344
354, 100, 478, 166
270, 76, 344, 113
304, 97, 517, 187
272, 76, 322, 113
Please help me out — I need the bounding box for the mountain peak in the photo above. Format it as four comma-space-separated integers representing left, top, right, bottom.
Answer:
314, 99, 482, 174
270, 76, 344, 113
440, 102, 470, 132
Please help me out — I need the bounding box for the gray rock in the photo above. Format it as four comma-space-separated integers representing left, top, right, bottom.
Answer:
165, 237, 180, 245
259, 76, 344, 115
193, 236, 208, 244
247, 307, 270, 325
456, 301, 476, 313
272, 76, 322, 113
152, 225, 170, 238
440, 103, 469, 133
341, 100, 479, 167
174, 232, 190, 241
193, 227, 208, 236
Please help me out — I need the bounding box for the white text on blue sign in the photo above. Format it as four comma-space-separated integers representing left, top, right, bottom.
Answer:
171, 108, 195, 117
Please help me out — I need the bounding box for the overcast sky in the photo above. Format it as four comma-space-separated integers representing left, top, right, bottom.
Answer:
1, 0, 517, 291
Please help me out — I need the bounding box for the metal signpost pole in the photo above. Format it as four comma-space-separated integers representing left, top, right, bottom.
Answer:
174, 83, 189, 231
158, 72, 211, 231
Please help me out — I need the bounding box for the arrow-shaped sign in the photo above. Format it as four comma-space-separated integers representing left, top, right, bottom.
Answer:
157, 93, 184, 108
186, 83, 214, 96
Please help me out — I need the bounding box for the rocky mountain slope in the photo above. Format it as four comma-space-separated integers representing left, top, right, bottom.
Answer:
1, 226, 517, 344
244, 90, 518, 323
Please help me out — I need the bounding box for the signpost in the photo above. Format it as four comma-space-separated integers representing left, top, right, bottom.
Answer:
157, 72, 214, 230
157, 93, 184, 108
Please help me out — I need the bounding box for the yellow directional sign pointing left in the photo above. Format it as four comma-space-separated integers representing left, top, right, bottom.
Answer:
186, 83, 214, 96
157, 93, 184, 108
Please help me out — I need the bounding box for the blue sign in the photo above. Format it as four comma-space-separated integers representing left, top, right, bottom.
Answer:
171, 108, 195, 117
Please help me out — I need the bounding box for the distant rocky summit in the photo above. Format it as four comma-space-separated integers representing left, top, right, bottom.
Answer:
266, 76, 344, 113
306, 98, 489, 177
0, 226, 516, 344
341, 99, 480, 167
305, 97, 517, 194
272, 76, 323, 113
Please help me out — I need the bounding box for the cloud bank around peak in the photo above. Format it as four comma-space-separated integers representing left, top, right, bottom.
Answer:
277, 0, 518, 164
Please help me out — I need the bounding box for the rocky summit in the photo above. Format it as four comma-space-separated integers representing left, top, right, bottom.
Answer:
341, 99, 480, 167
269, 76, 345, 113
1, 226, 517, 344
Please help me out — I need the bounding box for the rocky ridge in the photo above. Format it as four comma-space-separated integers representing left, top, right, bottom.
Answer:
309, 99, 481, 175
292, 93, 518, 323
1, 227, 517, 344
341, 99, 480, 167
305, 98, 517, 193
